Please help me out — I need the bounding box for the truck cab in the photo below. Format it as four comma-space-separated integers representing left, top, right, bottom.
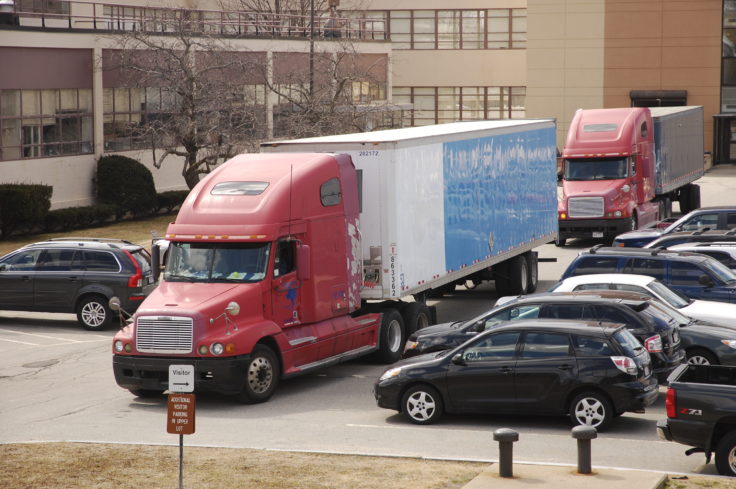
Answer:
558, 108, 659, 244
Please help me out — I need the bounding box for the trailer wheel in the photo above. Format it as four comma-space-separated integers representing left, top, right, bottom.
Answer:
525, 251, 538, 293
689, 184, 701, 212
679, 185, 692, 214
237, 345, 279, 404
494, 261, 512, 296
715, 430, 736, 476
373, 309, 405, 363
401, 302, 432, 336
506, 255, 529, 296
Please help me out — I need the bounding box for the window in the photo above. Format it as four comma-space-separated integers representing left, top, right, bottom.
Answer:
320, 178, 341, 206
573, 283, 613, 292
593, 305, 634, 325
37, 249, 82, 272
84, 251, 120, 272
570, 257, 618, 276
479, 304, 540, 330
670, 262, 706, 285
540, 304, 588, 320
274, 240, 296, 277
573, 335, 614, 356
0, 88, 93, 161
677, 213, 718, 232
521, 332, 571, 359
463, 331, 520, 362
625, 258, 665, 281
0, 249, 42, 271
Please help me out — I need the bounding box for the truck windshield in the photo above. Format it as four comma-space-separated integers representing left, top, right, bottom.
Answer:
164, 242, 270, 283
564, 157, 628, 181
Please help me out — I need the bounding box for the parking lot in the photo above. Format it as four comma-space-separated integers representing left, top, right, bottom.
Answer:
2, 165, 736, 476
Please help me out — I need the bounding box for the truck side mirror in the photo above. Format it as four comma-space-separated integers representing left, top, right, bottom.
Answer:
297, 244, 311, 281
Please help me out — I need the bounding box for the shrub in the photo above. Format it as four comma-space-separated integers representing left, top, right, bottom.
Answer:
156, 190, 189, 213
96, 155, 157, 218
44, 204, 119, 232
0, 184, 52, 239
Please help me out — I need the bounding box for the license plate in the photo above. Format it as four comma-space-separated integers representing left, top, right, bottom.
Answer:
592, 232, 604, 238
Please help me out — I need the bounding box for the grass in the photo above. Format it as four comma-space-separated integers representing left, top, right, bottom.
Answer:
0, 442, 482, 489
0, 214, 175, 257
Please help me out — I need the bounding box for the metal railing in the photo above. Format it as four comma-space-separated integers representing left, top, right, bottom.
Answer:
8, 0, 387, 41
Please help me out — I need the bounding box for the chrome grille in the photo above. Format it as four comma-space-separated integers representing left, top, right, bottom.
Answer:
136, 316, 193, 354
568, 197, 605, 218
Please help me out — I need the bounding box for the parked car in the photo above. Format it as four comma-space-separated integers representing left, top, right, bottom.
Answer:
549, 273, 736, 329
644, 229, 736, 249
612, 206, 736, 247
0, 238, 155, 330
667, 242, 736, 270
560, 246, 736, 303
403, 291, 684, 383
376, 319, 658, 429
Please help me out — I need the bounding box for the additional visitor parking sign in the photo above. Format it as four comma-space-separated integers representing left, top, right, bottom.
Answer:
167, 393, 196, 435
168, 365, 194, 393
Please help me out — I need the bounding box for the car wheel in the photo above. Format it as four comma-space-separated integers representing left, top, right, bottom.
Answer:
128, 389, 164, 398
373, 309, 405, 363
237, 345, 279, 404
715, 430, 736, 476
77, 295, 113, 331
687, 348, 718, 366
401, 385, 444, 425
569, 391, 613, 430
401, 302, 432, 337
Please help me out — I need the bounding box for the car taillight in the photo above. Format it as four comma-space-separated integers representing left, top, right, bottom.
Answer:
610, 356, 638, 375
124, 250, 143, 288
665, 387, 676, 418
644, 335, 663, 353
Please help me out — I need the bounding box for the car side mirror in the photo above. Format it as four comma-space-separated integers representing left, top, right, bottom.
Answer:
451, 353, 466, 366
698, 275, 715, 288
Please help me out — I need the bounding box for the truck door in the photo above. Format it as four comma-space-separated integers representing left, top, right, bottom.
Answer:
271, 239, 301, 327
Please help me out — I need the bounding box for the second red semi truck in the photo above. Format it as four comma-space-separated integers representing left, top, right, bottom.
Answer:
557, 106, 704, 246
112, 120, 558, 403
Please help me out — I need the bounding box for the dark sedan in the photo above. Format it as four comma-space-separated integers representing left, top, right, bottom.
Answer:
375, 319, 658, 430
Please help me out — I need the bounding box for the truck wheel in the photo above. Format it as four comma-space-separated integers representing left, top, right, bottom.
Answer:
555, 237, 566, 247
569, 391, 613, 431
77, 295, 113, 331
374, 309, 405, 363
129, 388, 164, 398
401, 384, 444, 425
237, 345, 279, 404
715, 430, 736, 476
686, 348, 718, 365
507, 255, 529, 296
525, 251, 538, 293
401, 302, 432, 336
689, 184, 701, 212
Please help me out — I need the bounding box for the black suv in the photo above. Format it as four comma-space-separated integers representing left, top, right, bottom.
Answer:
403, 291, 684, 383
561, 246, 736, 304
376, 319, 658, 430
0, 238, 154, 330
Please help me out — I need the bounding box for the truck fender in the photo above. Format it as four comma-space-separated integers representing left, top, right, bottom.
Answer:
231, 320, 287, 358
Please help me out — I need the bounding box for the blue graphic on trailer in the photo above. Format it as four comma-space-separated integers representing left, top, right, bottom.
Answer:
443, 128, 558, 272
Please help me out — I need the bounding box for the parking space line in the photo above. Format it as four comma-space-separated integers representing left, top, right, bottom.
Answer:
0, 329, 85, 343
0, 337, 38, 346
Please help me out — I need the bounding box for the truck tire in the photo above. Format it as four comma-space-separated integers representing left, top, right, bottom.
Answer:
525, 251, 539, 293
237, 345, 280, 404
715, 430, 736, 476
77, 295, 113, 331
401, 302, 432, 336
569, 391, 614, 431
373, 309, 405, 363
506, 255, 529, 296
689, 184, 701, 212
401, 384, 444, 425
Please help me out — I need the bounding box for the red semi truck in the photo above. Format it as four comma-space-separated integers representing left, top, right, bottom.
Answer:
111, 121, 558, 403
557, 106, 704, 246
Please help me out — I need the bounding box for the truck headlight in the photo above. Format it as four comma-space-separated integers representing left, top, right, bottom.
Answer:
721, 340, 736, 349
614, 211, 622, 217
114, 340, 124, 353
210, 343, 224, 355
379, 367, 403, 381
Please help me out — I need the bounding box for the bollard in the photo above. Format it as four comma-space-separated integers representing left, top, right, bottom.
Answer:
571, 425, 597, 474
493, 428, 519, 478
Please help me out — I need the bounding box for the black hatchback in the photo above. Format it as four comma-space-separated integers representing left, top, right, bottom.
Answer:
0, 238, 155, 330
375, 319, 658, 430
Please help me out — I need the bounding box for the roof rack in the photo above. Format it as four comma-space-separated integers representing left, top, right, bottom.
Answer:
589, 244, 605, 254
47, 237, 134, 246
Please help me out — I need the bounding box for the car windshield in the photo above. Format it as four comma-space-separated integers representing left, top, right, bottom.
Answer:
613, 329, 644, 356
648, 279, 692, 308
165, 242, 270, 283
564, 157, 628, 181
701, 257, 736, 284
645, 300, 691, 326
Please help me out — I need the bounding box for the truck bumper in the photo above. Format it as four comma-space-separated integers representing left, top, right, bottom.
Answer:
558, 218, 632, 240
113, 354, 253, 396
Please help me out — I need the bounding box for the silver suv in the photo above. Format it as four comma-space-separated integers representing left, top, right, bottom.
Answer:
0, 238, 154, 330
